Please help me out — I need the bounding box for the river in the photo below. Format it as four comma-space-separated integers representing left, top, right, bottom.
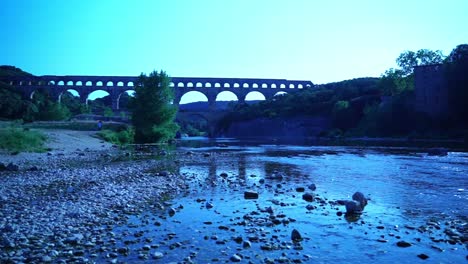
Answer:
111, 138, 467, 263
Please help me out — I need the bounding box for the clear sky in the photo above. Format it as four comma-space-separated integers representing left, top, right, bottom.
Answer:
1, 0, 467, 103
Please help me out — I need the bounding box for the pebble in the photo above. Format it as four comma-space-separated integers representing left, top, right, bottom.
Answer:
417, 254, 429, 260
244, 190, 259, 199
230, 254, 242, 262
396, 241, 412, 248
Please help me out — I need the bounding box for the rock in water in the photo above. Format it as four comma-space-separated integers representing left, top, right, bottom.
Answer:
152, 252, 164, 259
417, 254, 429, 260
302, 193, 314, 202
352, 192, 368, 208
168, 207, 176, 216
295, 187, 305, 192
291, 229, 303, 242
230, 254, 242, 262
308, 183, 317, 191
345, 200, 363, 215
396, 241, 412, 248
244, 191, 259, 199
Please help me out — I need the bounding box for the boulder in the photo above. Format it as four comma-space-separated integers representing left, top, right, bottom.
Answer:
338, 192, 369, 215
352, 192, 368, 208
302, 193, 314, 202
308, 184, 317, 191
291, 229, 303, 242
344, 200, 363, 215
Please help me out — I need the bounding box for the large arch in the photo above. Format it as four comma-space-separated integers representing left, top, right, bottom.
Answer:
58, 89, 82, 111
245, 91, 266, 101
179, 91, 209, 105
117, 90, 135, 109
216, 91, 238, 101
86, 90, 110, 104
59, 89, 80, 100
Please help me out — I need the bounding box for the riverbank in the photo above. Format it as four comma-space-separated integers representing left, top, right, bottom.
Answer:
0, 129, 186, 263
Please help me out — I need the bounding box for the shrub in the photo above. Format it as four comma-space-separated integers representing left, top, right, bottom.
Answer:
97, 128, 134, 146
0, 126, 47, 152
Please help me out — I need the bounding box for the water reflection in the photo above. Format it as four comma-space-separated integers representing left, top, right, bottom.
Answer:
111, 138, 467, 263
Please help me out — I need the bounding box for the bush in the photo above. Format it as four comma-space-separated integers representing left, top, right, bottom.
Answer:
97, 128, 134, 146
0, 126, 47, 152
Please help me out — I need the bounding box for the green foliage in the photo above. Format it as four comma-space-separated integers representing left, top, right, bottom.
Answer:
181, 123, 205, 136
60, 91, 87, 115
218, 78, 380, 132
129, 70, 179, 143
103, 107, 114, 117
397, 49, 445, 75
0, 65, 33, 77
39, 102, 71, 121
332, 100, 359, 130
0, 126, 47, 152
0, 82, 26, 119
97, 127, 134, 146
378, 69, 414, 96
352, 93, 431, 137
87, 95, 111, 114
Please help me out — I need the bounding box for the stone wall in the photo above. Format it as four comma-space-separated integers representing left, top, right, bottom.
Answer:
219, 116, 331, 138
414, 64, 449, 118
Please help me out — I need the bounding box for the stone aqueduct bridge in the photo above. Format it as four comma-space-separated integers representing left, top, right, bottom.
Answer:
0, 75, 314, 110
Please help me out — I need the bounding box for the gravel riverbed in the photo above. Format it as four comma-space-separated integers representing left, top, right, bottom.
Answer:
0, 130, 185, 263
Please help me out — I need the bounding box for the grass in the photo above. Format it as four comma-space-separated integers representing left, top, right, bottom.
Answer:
24, 120, 127, 131
0, 126, 47, 153
97, 128, 134, 146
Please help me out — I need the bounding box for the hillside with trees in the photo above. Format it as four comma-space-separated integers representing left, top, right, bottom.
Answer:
218, 44, 468, 139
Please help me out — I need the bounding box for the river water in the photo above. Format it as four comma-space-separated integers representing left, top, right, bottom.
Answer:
113, 138, 467, 263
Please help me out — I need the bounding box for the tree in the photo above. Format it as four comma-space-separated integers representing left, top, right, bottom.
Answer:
0, 82, 26, 119
129, 70, 179, 143
378, 68, 412, 96
445, 44, 468, 121
396, 49, 445, 75
331, 100, 358, 131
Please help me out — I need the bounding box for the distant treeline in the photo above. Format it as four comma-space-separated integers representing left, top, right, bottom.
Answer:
218, 44, 468, 139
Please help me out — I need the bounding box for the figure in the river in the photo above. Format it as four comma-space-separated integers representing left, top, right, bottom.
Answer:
97, 120, 103, 131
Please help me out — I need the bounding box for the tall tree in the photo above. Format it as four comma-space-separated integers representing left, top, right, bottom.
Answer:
129, 70, 179, 143
396, 49, 445, 75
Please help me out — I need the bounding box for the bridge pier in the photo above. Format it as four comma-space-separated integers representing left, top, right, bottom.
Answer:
111, 96, 119, 110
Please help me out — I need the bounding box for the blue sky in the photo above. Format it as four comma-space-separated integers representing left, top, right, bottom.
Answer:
1, 0, 467, 103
